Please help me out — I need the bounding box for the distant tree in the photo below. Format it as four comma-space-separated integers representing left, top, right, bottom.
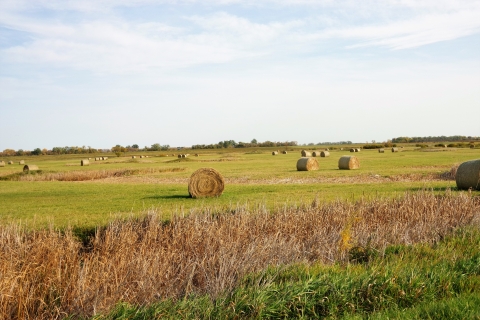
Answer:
16, 149, 24, 156
2, 149, 16, 156
251, 139, 257, 144
132, 144, 139, 149
31, 148, 42, 155
151, 143, 161, 151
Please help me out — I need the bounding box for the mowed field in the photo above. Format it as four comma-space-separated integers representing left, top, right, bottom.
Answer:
0, 145, 479, 229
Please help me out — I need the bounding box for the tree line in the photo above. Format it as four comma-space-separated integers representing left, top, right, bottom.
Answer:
392, 136, 480, 143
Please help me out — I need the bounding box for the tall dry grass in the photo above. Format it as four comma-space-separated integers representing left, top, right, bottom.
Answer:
0, 191, 478, 319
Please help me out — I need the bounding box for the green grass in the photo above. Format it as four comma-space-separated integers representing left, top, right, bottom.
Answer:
93, 227, 480, 319
1, 147, 478, 229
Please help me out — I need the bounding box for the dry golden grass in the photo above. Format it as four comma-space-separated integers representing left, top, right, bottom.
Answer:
0, 191, 478, 319
0, 168, 187, 182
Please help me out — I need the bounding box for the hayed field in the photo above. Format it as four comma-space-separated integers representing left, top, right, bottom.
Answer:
0, 146, 479, 319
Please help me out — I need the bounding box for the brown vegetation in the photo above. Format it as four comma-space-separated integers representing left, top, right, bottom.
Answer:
0, 191, 478, 319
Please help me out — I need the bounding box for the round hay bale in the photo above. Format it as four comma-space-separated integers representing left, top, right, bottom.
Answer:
321, 151, 330, 157
8, 161, 13, 165
312, 151, 320, 157
81, 159, 89, 166
355, 148, 361, 152
23, 164, 39, 173
188, 168, 225, 198
391, 147, 399, 152
19, 160, 25, 165
338, 156, 359, 170
455, 159, 480, 190
195, 154, 199, 157
350, 148, 355, 152
0, 161, 5, 167
325, 148, 329, 151
132, 156, 136, 159
272, 151, 278, 155
297, 157, 319, 171
301, 150, 311, 157
181, 154, 186, 158
282, 151, 287, 154
378, 148, 385, 153
104, 157, 108, 160
340, 148, 344, 151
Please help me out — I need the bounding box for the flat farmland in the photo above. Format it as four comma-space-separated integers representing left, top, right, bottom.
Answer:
1, 146, 478, 229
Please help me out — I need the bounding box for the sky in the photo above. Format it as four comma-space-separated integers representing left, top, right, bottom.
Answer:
1, 0, 479, 150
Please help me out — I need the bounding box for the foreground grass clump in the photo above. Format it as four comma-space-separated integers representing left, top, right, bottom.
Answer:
0, 191, 478, 319
99, 228, 480, 319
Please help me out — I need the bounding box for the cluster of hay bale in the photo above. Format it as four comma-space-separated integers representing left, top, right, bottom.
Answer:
188, 168, 224, 198
456, 159, 480, 190
178, 154, 190, 158
350, 148, 361, 152
95, 157, 108, 161
297, 157, 319, 171
338, 156, 360, 170
81, 159, 89, 166
23, 165, 39, 173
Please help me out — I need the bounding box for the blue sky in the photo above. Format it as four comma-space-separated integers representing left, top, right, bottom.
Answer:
1, 0, 479, 150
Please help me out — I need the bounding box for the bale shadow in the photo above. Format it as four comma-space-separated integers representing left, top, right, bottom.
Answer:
143, 195, 191, 200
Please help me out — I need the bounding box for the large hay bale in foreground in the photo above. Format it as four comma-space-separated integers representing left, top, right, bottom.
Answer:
378, 148, 385, 153
0, 161, 5, 167
23, 165, 39, 173
338, 156, 359, 170
19, 160, 25, 165
301, 150, 311, 157
455, 159, 480, 190
392, 147, 399, 152
297, 157, 319, 171
321, 151, 330, 157
81, 159, 89, 166
188, 168, 225, 198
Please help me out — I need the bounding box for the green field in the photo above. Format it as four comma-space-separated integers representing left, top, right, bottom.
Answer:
1, 146, 479, 229
1, 145, 480, 319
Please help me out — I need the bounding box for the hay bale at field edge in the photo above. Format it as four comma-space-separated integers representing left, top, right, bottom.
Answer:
81, 159, 89, 166
297, 157, 319, 171
188, 168, 225, 198
23, 164, 39, 173
338, 156, 360, 170
321, 151, 330, 157
455, 159, 480, 190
